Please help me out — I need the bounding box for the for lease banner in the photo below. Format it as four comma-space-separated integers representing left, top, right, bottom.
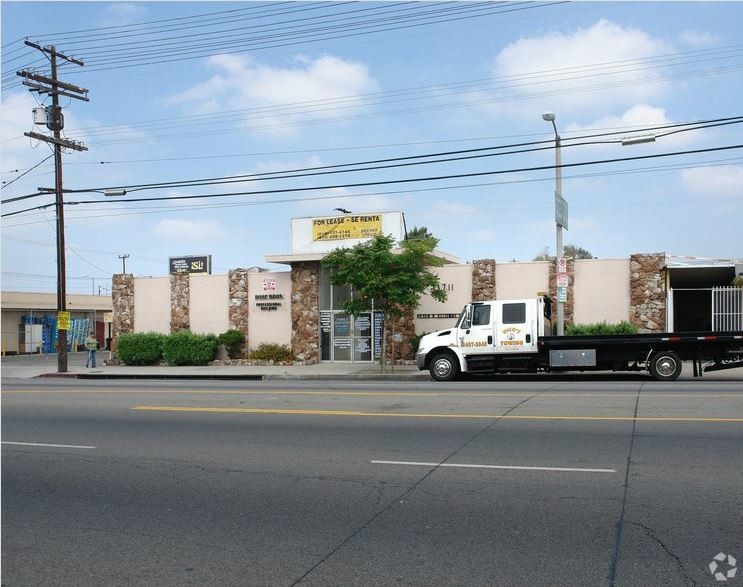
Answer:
312, 214, 382, 241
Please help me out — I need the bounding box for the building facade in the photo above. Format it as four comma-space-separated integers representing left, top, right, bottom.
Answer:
111, 211, 743, 363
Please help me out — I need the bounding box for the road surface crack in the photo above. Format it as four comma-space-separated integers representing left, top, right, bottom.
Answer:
629, 521, 697, 586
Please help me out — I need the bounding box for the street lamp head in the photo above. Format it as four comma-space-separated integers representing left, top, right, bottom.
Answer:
542, 112, 556, 122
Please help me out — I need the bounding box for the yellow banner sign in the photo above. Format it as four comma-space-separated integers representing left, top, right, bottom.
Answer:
312, 214, 382, 241
57, 311, 71, 331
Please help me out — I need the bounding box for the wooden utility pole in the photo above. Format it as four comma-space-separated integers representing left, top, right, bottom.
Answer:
18, 41, 88, 373
118, 254, 130, 273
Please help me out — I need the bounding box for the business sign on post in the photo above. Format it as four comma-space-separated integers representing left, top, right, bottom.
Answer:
555, 193, 569, 229
557, 286, 568, 303
312, 214, 382, 241
57, 311, 71, 331
169, 255, 212, 275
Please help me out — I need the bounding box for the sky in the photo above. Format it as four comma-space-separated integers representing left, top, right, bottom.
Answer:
2, 0, 742, 294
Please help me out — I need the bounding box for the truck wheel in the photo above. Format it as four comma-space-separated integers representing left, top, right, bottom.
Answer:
429, 351, 460, 382
650, 351, 682, 381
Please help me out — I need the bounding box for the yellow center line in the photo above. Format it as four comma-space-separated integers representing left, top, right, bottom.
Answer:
131, 405, 743, 422
3, 389, 743, 398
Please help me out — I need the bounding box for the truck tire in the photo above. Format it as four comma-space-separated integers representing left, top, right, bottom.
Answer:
649, 351, 682, 381
429, 351, 460, 382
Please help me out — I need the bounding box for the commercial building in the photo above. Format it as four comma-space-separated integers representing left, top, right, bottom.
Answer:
1, 291, 112, 355
111, 211, 743, 363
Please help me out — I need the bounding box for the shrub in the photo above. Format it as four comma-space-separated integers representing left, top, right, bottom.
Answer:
250, 343, 295, 362
732, 275, 743, 288
218, 329, 245, 358
410, 332, 429, 354
117, 332, 164, 366
162, 330, 218, 366
566, 321, 637, 336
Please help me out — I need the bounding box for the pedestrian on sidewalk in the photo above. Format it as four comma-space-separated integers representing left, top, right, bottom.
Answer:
85, 332, 99, 368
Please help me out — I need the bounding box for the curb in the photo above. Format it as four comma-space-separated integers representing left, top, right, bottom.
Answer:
34, 372, 431, 381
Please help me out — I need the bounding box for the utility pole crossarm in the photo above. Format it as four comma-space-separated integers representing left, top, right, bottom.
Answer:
24, 132, 88, 151
24, 40, 84, 65
16, 70, 88, 97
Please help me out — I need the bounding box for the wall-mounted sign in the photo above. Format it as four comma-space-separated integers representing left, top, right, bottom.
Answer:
312, 214, 382, 241
416, 313, 460, 319
255, 293, 283, 311
262, 278, 276, 292
169, 255, 212, 275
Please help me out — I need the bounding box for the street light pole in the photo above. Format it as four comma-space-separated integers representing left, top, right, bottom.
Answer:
542, 112, 565, 336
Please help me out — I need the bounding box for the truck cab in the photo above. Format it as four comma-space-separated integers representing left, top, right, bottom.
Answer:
417, 297, 551, 380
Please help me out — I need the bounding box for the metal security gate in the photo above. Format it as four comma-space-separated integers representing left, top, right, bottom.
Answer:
712, 286, 743, 331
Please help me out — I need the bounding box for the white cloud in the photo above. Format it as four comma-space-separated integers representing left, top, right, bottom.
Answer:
168, 53, 377, 134
152, 219, 225, 241
679, 30, 719, 48
566, 104, 671, 134
101, 3, 147, 26
491, 20, 672, 117
681, 165, 743, 195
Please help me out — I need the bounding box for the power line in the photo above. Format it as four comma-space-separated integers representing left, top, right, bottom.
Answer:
3, 157, 741, 229
1, 155, 54, 189
4, 144, 742, 220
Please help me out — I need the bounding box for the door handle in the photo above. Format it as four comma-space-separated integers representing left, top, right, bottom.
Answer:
466, 329, 471, 334
526, 334, 531, 343
488, 335, 493, 344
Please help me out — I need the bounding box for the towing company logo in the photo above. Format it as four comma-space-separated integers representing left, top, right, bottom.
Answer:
501, 327, 523, 346
709, 552, 737, 581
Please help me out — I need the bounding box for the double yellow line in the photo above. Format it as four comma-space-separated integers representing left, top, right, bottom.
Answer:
131, 406, 743, 423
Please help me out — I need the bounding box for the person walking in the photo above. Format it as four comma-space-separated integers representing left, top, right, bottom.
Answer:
84, 331, 99, 368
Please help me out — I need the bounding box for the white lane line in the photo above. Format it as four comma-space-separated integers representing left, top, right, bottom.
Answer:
2, 441, 96, 449
371, 460, 616, 473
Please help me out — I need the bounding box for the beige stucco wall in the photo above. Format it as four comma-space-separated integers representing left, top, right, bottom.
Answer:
496, 261, 550, 300
248, 271, 292, 348
573, 258, 631, 324
1, 291, 112, 311
189, 274, 229, 335
133, 277, 170, 333
415, 264, 473, 334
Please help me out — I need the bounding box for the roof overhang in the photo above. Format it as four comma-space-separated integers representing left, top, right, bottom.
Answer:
266, 249, 460, 266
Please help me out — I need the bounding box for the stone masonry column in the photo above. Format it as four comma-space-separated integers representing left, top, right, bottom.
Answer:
548, 257, 574, 327
630, 252, 666, 333
291, 261, 320, 363
228, 269, 250, 356
170, 273, 190, 332
386, 307, 416, 362
471, 259, 496, 301
111, 273, 134, 351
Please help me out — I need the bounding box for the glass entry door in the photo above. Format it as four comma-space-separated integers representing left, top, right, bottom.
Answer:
321, 311, 377, 362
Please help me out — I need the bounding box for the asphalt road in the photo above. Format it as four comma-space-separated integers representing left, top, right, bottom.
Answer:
2, 377, 742, 586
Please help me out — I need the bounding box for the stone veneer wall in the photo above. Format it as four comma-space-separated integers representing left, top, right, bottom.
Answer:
228, 269, 250, 357
471, 259, 496, 301
386, 307, 416, 362
290, 261, 320, 363
170, 273, 190, 332
548, 257, 575, 327
629, 252, 666, 333
111, 273, 134, 351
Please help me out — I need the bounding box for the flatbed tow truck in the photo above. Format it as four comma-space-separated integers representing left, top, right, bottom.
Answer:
416, 297, 743, 381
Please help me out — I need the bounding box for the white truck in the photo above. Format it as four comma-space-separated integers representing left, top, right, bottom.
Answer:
416, 297, 743, 381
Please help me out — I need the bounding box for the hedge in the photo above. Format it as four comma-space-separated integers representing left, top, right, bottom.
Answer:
162, 330, 218, 366
250, 343, 294, 362
218, 329, 245, 358
117, 332, 164, 365
566, 321, 637, 336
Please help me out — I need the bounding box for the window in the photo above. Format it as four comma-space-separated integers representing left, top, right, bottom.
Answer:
502, 302, 526, 324
472, 305, 491, 326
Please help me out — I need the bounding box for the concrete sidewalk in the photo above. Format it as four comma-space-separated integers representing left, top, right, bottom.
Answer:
0, 352, 428, 381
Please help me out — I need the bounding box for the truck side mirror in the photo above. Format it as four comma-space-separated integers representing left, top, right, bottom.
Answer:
543, 296, 552, 320
462, 306, 472, 329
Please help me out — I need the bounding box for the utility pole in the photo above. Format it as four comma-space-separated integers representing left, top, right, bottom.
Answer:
118, 254, 130, 273
18, 41, 88, 373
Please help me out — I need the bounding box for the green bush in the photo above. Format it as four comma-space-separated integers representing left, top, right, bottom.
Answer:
218, 329, 245, 358
250, 343, 295, 362
162, 330, 218, 366
117, 332, 164, 366
566, 321, 637, 336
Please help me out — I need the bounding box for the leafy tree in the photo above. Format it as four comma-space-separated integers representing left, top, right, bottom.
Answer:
405, 225, 434, 241
532, 244, 594, 261
322, 234, 447, 371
